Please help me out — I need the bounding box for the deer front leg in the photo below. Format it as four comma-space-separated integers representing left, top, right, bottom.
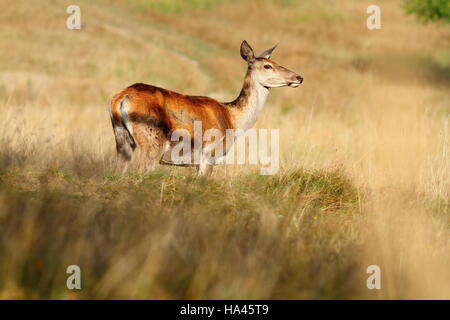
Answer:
198, 156, 213, 177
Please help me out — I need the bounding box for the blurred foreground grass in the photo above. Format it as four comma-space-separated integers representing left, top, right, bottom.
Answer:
0, 167, 361, 299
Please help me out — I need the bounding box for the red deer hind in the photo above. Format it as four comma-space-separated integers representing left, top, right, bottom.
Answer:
109, 40, 303, 176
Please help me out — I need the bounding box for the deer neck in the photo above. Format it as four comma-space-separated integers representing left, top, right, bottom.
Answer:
225, 69, 269, 131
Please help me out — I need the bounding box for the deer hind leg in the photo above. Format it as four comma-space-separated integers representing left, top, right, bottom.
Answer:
110, 101, 135, 173
132, 122, 166, 173
113, 125, 135, 173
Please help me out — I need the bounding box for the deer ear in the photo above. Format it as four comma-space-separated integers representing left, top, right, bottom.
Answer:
259, 44, 278, 59
240, 40, 255, 64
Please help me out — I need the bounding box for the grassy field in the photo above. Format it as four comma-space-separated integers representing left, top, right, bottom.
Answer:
0, 0, 448, 299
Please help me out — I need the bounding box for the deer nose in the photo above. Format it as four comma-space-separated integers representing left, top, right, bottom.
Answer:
296, 75, 303, 84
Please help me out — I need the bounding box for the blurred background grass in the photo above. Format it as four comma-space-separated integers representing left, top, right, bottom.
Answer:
0, 0, 448, 299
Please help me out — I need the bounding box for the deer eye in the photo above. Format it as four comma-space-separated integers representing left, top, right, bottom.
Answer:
264, 64, 273, 70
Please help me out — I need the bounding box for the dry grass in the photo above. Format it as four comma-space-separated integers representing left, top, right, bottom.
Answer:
0, 0, 448, 299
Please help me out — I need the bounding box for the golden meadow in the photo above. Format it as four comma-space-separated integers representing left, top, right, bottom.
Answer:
0, 0, 448, 299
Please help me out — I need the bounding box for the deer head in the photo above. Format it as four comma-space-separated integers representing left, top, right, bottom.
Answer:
240, 40, 303, 88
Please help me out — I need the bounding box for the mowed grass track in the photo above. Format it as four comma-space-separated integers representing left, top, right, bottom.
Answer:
0, 0, 448, 298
